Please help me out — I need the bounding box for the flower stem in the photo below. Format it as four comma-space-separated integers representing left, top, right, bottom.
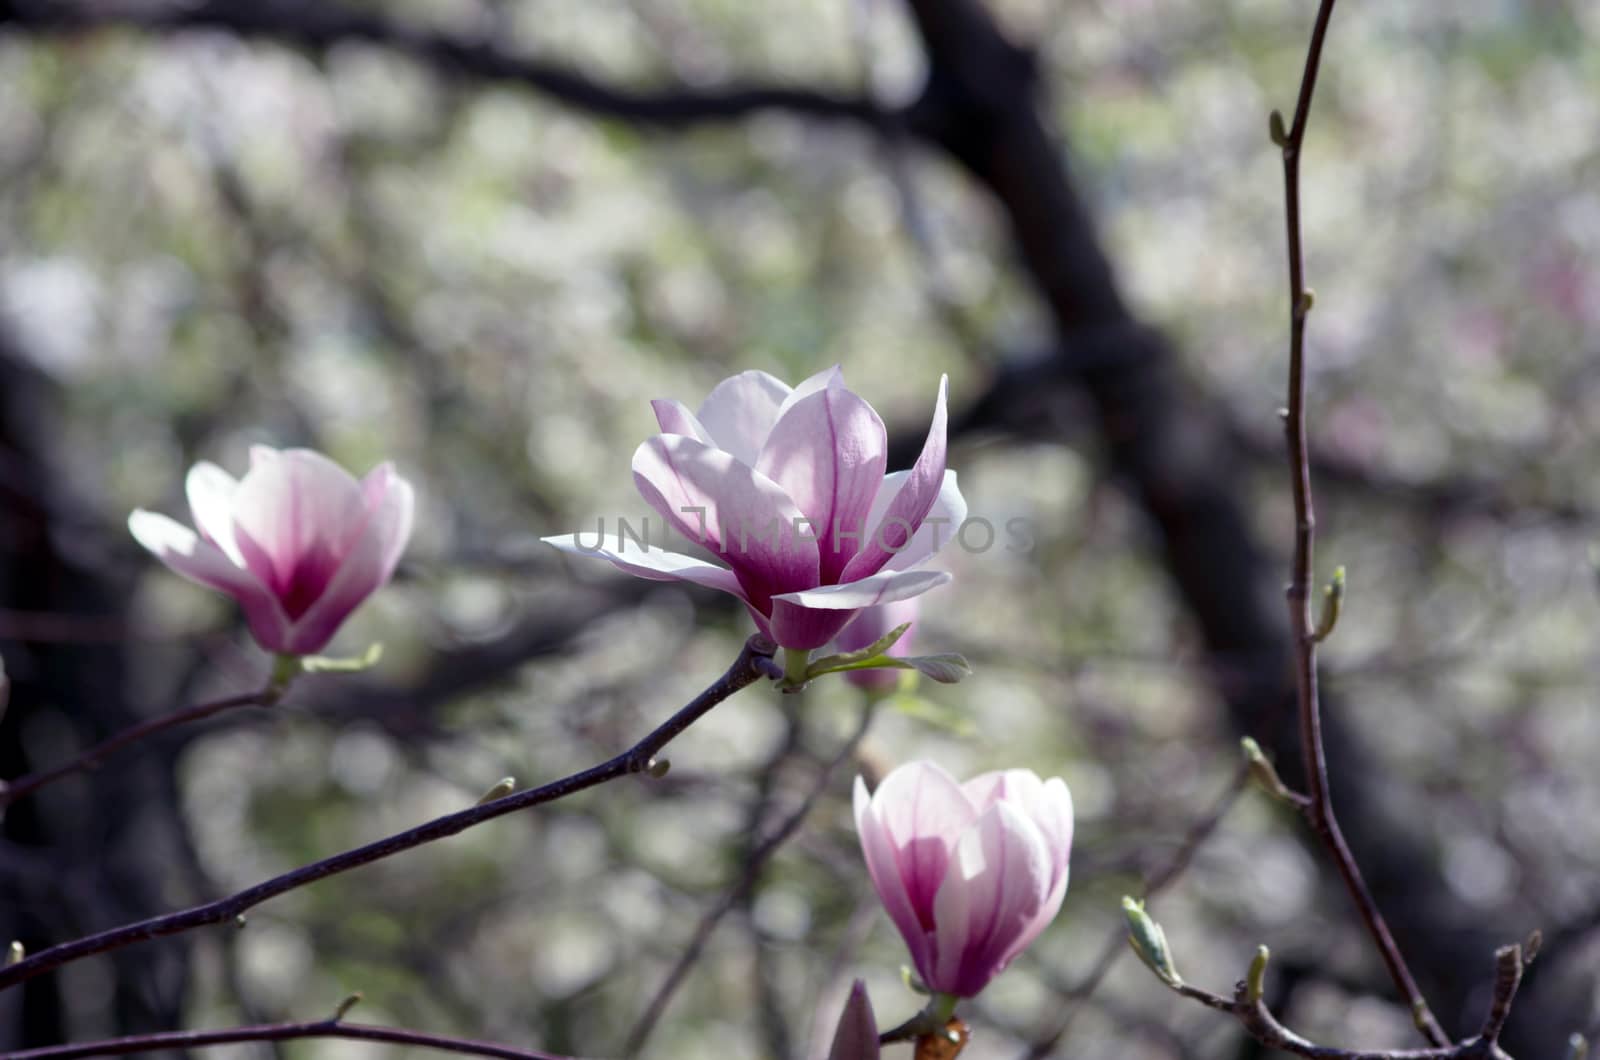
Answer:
782, 647, 810, 687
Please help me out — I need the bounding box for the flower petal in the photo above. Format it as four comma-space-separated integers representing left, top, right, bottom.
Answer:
867, 762, 978, 923
542, 534, 749, 602
632, 434, 818, 614
128, 509, 291, 653
771, 364, 844, 424
865, 471, 966, 572
230, 448, 370, 618
693, 370, 792, 466
841, 376, 949, 582
930, 801, 1052, 997
650, 399, 717, 446
854, 776, 935, 983
185, 461, 244, 565
768, 568, 949, 650
755, 381, 886, 583
282, 464, 415, 654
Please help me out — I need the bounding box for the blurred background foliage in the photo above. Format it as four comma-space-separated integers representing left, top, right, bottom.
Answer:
1, 0, 1599, 1057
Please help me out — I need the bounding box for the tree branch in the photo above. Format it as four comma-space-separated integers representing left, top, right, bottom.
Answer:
1154, 944, 1523, 1060
2, 0, 894, 132
0, 687, 275, 810
2, 1016, 583, 1060
1270, 0, 1450, 1047
0, 634, 779, 992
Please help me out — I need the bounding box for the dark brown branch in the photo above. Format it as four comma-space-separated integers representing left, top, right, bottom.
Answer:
0, 687, 274, 810
2, 1017, 580, 1060
1271, 0, 1449, 1047
0, 635, 778, 993
1, 0, 893, 132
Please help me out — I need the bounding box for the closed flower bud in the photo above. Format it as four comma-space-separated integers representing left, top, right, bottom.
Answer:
854, 761, 1073, 998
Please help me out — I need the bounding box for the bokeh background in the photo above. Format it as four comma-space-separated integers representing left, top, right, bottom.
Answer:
2, 0, 1599, 1057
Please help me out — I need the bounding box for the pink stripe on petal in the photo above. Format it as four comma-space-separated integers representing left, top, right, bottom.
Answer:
854, 777, 935, 981
129, 510, 292, 652
930, 803, 1052, 997
283, 470, 413, 654
231, 449, 369, 617
755, 383, 886, 584
632, 434, 817, 615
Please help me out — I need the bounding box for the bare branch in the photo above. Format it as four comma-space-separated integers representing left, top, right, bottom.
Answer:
0, 686, 275, 810
1270, 0, 1450, 1046
0, 635, 778, 992
1, 1016, 584, 1060
2, 0, 894, 132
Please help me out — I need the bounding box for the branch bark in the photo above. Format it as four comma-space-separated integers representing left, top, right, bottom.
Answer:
0, 635, 779, 993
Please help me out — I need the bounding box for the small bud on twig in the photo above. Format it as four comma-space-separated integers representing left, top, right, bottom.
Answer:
5, 941, 22, 967
1240, 738, 1306, 807
646, 757, 671, 779
332, 992, 363, 1021
1313, 565, 1345, 642
1523, 928, 1542, 965
474, 777, 516, 805
1246, 945, 1270, 1003
234, 915, 247, 929
1122, 896, 1181, 986
1268, 110, 1289, 147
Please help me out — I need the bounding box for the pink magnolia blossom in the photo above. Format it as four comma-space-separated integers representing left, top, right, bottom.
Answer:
833, 598, 922, 690
823, 980, 879, 1060
543, 367, 965, 650
854, 761, 1073, 998
129, 447, 415, 656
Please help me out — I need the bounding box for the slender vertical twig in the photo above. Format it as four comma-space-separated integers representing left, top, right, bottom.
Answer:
1274, 0, 1449, 1047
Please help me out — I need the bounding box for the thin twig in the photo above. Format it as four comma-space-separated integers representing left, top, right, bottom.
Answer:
1, 1017, 584, 1060
621, 702, 878, 1056
0, 688, 274, 809
0, 635, 778, 992
1272, 0, 1449, 1046
1148, 944, 1523, 1060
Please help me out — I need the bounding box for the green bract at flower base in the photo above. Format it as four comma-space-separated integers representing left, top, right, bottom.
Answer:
780, 621, 971, 690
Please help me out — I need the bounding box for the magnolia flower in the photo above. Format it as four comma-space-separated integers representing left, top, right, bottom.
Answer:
543, 367, 965, 650
833, 598, 922, 691
823, 980, 879, 1060
129, 447, 415, 656
854, 761, 1073, 998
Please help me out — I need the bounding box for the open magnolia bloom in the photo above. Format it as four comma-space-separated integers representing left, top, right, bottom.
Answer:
542, 367, 965, 650
129, 447, 415, 656
854, 761, 1074, 999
